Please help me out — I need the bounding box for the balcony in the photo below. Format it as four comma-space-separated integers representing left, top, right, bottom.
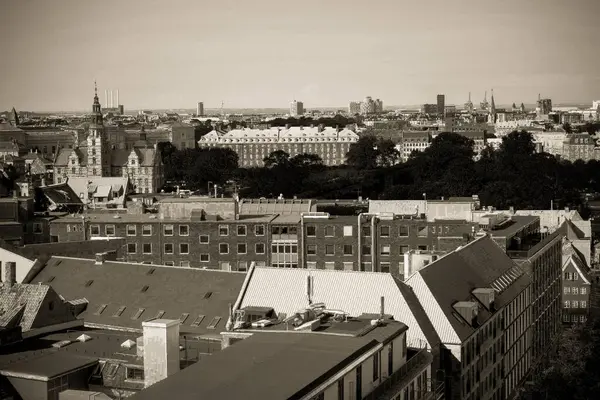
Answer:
365, 348, 442, 400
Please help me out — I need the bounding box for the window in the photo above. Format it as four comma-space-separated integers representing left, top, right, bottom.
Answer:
165, 261, 174, 266
199, 234, 209, 244
163, 224, 173, 236
573, 287, 579, 295
238, 261, 248, 271
255, 225, 265, 236
131, 308, 145, 320
237, 225, 247, 236
143, 243, 152, 254
326, 245, 335, 256
380, 226, 390, 237
343, 226, 353, 236
362, 245, 371, 256
564, 272, 570, 281
200, 253, 210, 262
306, 225, 316, 236
94, 304, 108, 315
219, 243, 229, 254
237, 243, 247, 254
325, 261, 335, 269
417, 226, 428, 237
564, 301, 570, 308
142, 225, 152, 235
362, 226, 371, 236
325, 226, 335, 237
573, 301, 579, 308
418, 245, 428, 251
180, 243, 189, 254
191, 315, 205, 327
399, 245, 409, 254
582, 287, 587, 295
113, 306, 127, 317
307, 244, 317, 255
90, 225, 100, 236
255, 243, 265, 254
380, 262, 390, 273
343, 245, 353, 255
164, 243, 174, 254
581, 301, 587, 308
399, 226, 409, 236
307, 261, 317, 269
581, 315, 587, 323
127, 243, 137, 254
126, 367, 144, 381
127, 225, 136, 236
373, 351, 380, 381
381, 245, 390, 255
219, 225, 229, 236
179, 225, 189, 236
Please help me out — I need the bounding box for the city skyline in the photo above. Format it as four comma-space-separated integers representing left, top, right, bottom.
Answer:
2, 0, 599, 112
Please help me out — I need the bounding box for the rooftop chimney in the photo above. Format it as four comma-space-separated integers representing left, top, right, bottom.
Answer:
142, 319, 180, 388
4, 261, 16, 288
95, 253, 107, 265
380, 296, 385, 319
472, 288, 495, 311
453, 301, 479, 327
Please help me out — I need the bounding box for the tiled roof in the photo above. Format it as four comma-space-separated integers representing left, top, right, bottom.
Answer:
238, 267, 431, 348
0, 283, 50, 331
408, 235, 530, 342
54, 146, 158, 167
562, 242, 591, 285
31, 257, 246, 336
40, 182, 83, 207
557, 219, 586, 240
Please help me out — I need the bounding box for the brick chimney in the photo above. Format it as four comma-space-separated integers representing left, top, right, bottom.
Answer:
4, 261, 16, 288
95, 253, 106, 265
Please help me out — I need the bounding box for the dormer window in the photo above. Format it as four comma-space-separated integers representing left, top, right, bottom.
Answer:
131, 159, 136, 165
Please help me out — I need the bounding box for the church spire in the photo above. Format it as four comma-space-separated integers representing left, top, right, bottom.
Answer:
490, 89, 496, 112
91, 80, 103, 125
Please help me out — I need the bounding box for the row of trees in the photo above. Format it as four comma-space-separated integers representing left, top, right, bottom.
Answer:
523, 319, 600, 399
157, 130, 598, 212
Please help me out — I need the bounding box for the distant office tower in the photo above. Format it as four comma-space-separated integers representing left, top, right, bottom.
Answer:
290, 100, 304, 117
374, 99, 384, 113
348, 101, 361, 115
360, 96, 376, 115
196, 102, 204, 117
437, 94, 445, 115
536, 94, 552, 116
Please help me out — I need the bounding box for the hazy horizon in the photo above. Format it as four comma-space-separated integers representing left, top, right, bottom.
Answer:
2, 0, 599, 112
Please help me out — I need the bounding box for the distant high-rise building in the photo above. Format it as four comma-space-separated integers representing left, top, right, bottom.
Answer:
196, 102, 204, 117
437, 94, 445, 115
536, 94, 552, 117
290, 100, 304, 117
374, 99, 384, 113
348, 101, 361, 115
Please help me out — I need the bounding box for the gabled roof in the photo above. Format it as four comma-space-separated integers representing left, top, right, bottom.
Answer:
562, 242, 591, 285
31, 257, 246, 336
238, 266, 434, 348
557, 219, 587, 240
407, 235, 530, 342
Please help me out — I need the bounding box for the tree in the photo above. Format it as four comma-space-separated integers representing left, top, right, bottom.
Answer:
376, 139, 401, 167
263, 150, 291, 168
290, 153, 324, 169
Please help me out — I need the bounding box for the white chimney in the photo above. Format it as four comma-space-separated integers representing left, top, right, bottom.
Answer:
4, 261, 16, 288
116, 89, 119, 107
104, 90, 108, 108
142, 319, 180, 388
109, 90, 113, 108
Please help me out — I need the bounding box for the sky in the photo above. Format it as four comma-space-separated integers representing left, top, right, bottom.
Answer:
1, 0, 599, 112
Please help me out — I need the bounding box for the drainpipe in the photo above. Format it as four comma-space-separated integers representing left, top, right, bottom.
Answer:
357, 213, 364, 270
300, 214, 305, 268
371, 215, 378, 271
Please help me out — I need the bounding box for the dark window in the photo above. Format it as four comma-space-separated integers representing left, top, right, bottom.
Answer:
399, 226, 409, 236
356, 365, 362, 399
362, 226, 371, 236
237, 225, 247, 236
362, 245, 371, 255
326, 245, 335, 255
388, 341, 394, 375
306, 225, 316, 236
179, 225, 189, 236
127, 243, 137, 253
219, 243, 229, 254
255, 243, 265, 254
199, 235, 209, 244
307, 244, 317, 255
255, 225, 265, 236
373, 351, 380, 381
325, 226, 335, 236
237, 243, 247, 254
380, 226, 390, 237
142, 243, 152, 254
343, 245, 353, 255
126, 367, 144, 381
164, 243, 173, 254
338, 379, 344, 400
180, 243, 189, 254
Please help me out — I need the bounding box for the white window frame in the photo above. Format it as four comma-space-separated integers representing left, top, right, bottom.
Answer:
127, 225, 136, 236
199, 234, 209, 244
343, 225, 353, 236
163, 224, 174, 236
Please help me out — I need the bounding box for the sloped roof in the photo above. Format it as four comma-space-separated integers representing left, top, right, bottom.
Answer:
408, 235, 530, 341
0, 283, 51, 331
31, 257, 246, 336
557, 219, 587, 240
40, 182, 83, 206
562, 242, 591, 285
238, 267, 433, 348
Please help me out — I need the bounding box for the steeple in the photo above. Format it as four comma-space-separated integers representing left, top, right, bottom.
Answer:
490, 89, 496, 113
91, 80, 103, 126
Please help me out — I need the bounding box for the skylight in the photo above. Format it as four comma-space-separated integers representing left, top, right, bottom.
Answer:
155, 310, 165, 319
146, 268, 155, 275
85, 280, 94, 287
190, 315, 205, 327
203, 292, 213, 299
179, 313, 189, 324
132, 308, 145, 320
113, 306, 126, 317
207, 316, 222, 329
141, 285, 149, 293
94, 304, 108, 315
46, 276, 55, 283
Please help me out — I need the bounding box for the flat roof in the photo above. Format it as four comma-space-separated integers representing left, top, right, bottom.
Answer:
0, 352, 97, 381
129, 322, 405, 400
487, 215, 539, 237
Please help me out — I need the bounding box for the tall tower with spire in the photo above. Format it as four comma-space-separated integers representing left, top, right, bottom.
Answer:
480, 91, 489, 111
488, 89, 497, 124
87, 81, 109, 177
464, 92, 474, 112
